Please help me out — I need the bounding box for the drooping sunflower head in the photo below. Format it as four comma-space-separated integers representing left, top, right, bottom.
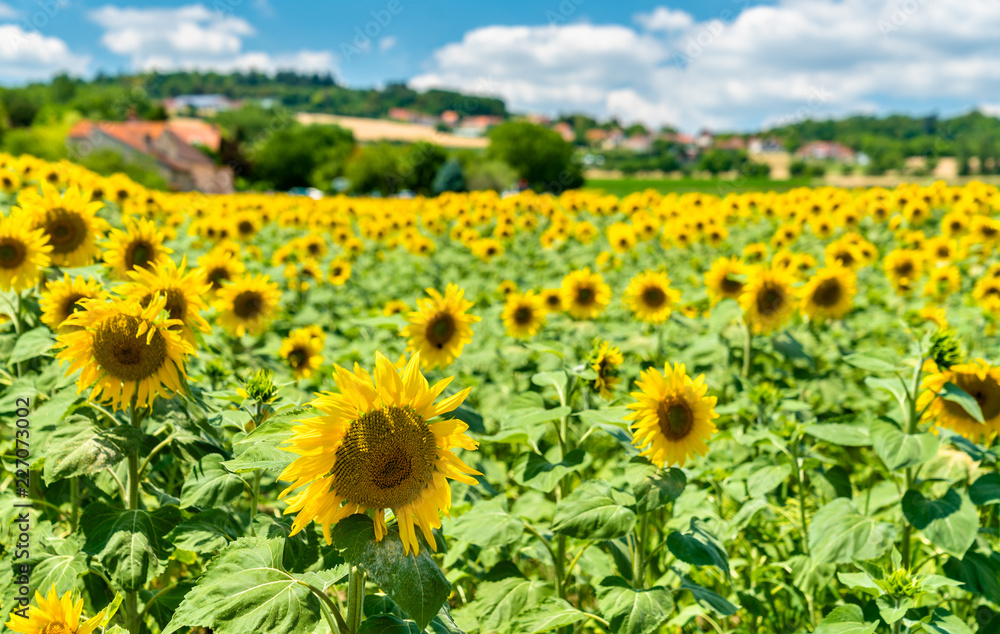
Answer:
17, 184, 109, 267
501, 291, 546, 339
403, 283, 480, 369
4, 584, 106, 634
40, 274, 108, 332
624, 270, 680, 324
918, 359, 1000, 441
626, 362, 719, 468
0, 212, 52, 292
560, 267, 611, 320
740, 267, 798, 334
118, 255, 212, 342
280, 327, 325, 379
213, 274, 282, 338
278, 352, 481, 554
103, 217, 172, 279
540, 288, 564, 314
801, 266, 856, 321
704, 256, 748, 304
56, 294, 194, 411
589, 340, 624, 400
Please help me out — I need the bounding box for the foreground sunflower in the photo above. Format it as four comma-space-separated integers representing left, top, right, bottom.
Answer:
0, 212, 51, 292
40, 274, 107, 332
919, 359, 1000, 441
501, 291, 546, 339
280, 327, 325, 379
560, 267, 611, 319
214, 274, 282, 337
18, 183, 108, 267
403, 284, 480, 369
278, 352, 481, 554
56, 295, 194, 411
590, 341, 623, 399
118, 256, 211, 342
5, 585, 106, 634
800, 266, 856, 321
626, 362, 718, 468
740, 267, 797, 334
103, 217, 172, 279
624, 270, 681, 323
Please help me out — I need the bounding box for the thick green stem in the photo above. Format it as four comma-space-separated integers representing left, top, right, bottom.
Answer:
742, 322, 753, 378
346, 566, 366, 633
901, 358, 924, 570
70, 477, 80, 532
249, 470, 262, 536
790, 438, 810, 555
632, 513, 650, 589
125, 403, 142, 633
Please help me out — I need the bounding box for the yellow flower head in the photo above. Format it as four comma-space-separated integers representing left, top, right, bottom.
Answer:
740, 267, 797, 334
624, 270, 680, 324
0, 211, 51, 292
918, 360, 1000, 441
403, 284, 480, 369
560, 267, 611, 320
800, 266, 856, 321
590, 341, 624, 400
40, 274, 108, 332
118, 255, 212, 342
280, 327, 325, 379
5, 585, 105, 634
17, 183, 109, 267
501, 291, 546, 339
103, 217, 172, 279
214, 274, 282, 338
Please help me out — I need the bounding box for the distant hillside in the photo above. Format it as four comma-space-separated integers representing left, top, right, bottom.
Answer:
0, 71, 508, 129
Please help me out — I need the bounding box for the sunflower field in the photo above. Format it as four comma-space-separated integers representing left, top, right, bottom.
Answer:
1, 152, 1000, 634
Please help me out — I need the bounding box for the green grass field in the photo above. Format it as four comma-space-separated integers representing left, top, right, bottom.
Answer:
585, 177, 815, 197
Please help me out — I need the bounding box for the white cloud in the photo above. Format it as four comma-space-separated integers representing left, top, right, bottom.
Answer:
0, 25, 90, 81
411, 0, 1000, 130
89, 4, 337, 75
379, 36, 397, 52
0, 2, 18, 19
635, 7, 694, 32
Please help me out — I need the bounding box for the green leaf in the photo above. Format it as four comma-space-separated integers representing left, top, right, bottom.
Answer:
875, 595, 912, 624
9, 327, 54, 364
180, 454, 247, 509
30, 548, 88, 596
234, 406, 311, 446
447, 496, 524, 549
358, 615, 421, 633
530, 371, 568, 402
808, 498, 896, 564
165, 509, 239, 553
802, 423, 872, 447
666, 521, 729, 573
472, 577, 554, 634
970, 473, 1000, 505
163, 537, 323, 634
624, 458, 686, 514
43, 416, 143, 483
512, 449, 586, 493
938, 382, 985, 423
942, 550, 1000, 604
844, 353, 897, 372
813, 604, 878, 634
678, 577, 738, 616
222, 443, 295, 474
836, 572, 880, 595
330, 514, 450, 630
924, 608, 975, 634
871, 419, 939, 471
81, 502, 181, 591
597, 577, 673, 634
747, 464, 791, 498
512, 598, 586, 634
901, 488, 977, 558
552, 480, 636, 540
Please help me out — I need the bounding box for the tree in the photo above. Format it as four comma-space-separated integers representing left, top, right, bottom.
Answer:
346, 143, 405, 195
399, 142, 447, 195
432, 159, 467, 194
253, 123, 355, 191
488, 121, 583, 192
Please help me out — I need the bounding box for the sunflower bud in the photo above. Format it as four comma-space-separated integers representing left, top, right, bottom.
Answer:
880, 569, 920, 599
749, 381, 781, 410
244, 369, 277, 405
205, 358, 227, 386
929, 328, 962, 370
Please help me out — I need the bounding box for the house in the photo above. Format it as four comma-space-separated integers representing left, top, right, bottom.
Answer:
67, 120, 234, 193
553, 122, 576, 143
389, 107, 418, 122
696, 129, 714, 148
163, 94, 239, 116
715, 136, 746, 151
585, 128, 609, 144
441, 110, 460, 125
623, 134, 653, 152
748, 137, 785, 154
795, 141, 856, 162
454, 115, 505, 137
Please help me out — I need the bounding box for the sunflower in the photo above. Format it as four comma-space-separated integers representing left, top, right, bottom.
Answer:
501, 291, 546, 339
740, 267, 797, 334
103, 217, 172, 279
0, 212, 52, 292
17, 184, 108, 267
214, 274, 282, 337
328, 258, 352, 285
800, 266, 856, 321
589, 341, 623, 399
704, 256, 748, 304
626, 362, 718, 468
471, 238, 504, 261
924, 266, 961, 302
278, 352, 481, 554
382, 299, 408, 316
404, 284, 480, 369
197, 248, 246, 293
919, 360, 1000, 441
40, 275, 107, 332
624, 271, 680, 324
56, 295, 194, 411
883, 249, 924, 294
496, 280, 518, 297
560, 268, 611, 320
280, 327, 325, 379
5, 585, 106, 634
974, 276, 1000, 314
118, 256, 212, 342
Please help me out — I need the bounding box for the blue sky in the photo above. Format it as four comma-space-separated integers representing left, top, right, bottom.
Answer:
1, 0, 999, 130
